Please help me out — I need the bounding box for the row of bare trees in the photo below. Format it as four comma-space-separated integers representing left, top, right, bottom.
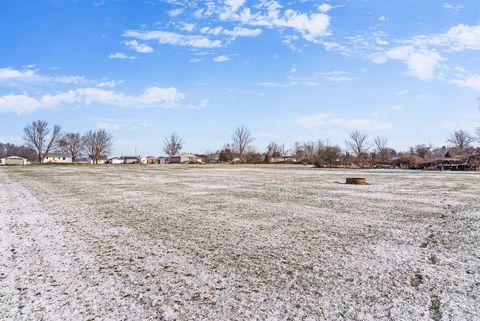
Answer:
21, 120, 113, 164
6, 119, 480, 166
211, 126, 480, 166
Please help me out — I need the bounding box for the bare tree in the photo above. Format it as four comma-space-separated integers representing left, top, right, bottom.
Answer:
232, 125, 253, 162
374, 136, 388, 151
265, 142, 281, 162
82, 129, 113, 164
410, 144, 432, 159
23, 120, 62, 163
59, 133, 83, 162
163, 133, 184, 156
447, 129, 474, 155
345, 131, 371, 157
302, 141, 316, 164
374, 136, 393, 164
316, 141, 342, 168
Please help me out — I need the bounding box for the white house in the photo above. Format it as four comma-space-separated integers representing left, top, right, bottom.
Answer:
1, 156, 28, 166
89, 156, 107, 164
42, 154, 73, 164
107, 157, 124, 165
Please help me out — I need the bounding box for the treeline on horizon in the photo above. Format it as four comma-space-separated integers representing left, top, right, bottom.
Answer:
1, 119, 480, 168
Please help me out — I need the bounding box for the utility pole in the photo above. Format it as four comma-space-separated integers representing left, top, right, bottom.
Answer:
134, 147, 137, 156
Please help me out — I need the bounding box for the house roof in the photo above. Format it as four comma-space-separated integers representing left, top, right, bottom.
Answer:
5, 156, 26, 159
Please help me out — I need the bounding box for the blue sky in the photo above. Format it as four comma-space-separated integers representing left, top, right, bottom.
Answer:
1, 0, 479, 155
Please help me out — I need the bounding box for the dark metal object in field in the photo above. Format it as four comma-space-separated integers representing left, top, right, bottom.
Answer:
346, 177, 367, 185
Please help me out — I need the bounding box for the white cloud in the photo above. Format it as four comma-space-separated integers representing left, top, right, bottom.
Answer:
0, 67, 94, 86
0, 67, 35, 79
219, 2, 331, 42
321, 70, 354, 83
0, 86, 185, 114
213, 55, 230, 62
200, 98, 210, 108
124, 30, 222, 48
168, 8, 183, 17
371, 46, 443, 80
441, 3, 464, 12
296, 113, 333, 128
319, 4, 333, 13
109, 52, 138, 59
405, 24, 480, 52
124, 40, 154, 53
378, 16, 388, 22
0, 94, 44, 114
200, 26, 262, 38
97, 80, 124, 88
296, 113, 394, 130
94, 117, 154, 130
451, 74, 480, 91
180, 23, 196, 32
391, 105, 403, 112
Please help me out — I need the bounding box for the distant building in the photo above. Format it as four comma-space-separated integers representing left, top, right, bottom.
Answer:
157, 157, 167, 164
107, 157, 124, 165
43, 154, 73, 164
168, 154, 196, 164
89, 155, 107, 164
121, 156, 139, 164
146, 156, 158, 164
1, 156, 28, 166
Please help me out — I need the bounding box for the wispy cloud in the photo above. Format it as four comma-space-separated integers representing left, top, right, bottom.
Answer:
0, 86, 185, 114
213, 55, 230, 62
123, 30, 222, 48
296, 113, 394, 130
441, 3, 464, 12
218, 1, 332, 42
370, 46, 443, 80
451, 74, 480, 91
109, 52, 138, 59
124, 40, 154, 53
0, 67, 94, 86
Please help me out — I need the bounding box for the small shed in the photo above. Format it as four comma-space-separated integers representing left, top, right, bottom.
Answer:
4, 156, 28, 166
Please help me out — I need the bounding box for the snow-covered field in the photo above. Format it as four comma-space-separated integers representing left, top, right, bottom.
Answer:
1, 165, 479, 320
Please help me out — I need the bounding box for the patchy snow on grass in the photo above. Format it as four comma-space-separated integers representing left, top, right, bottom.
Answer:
0, 165, 479, 320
